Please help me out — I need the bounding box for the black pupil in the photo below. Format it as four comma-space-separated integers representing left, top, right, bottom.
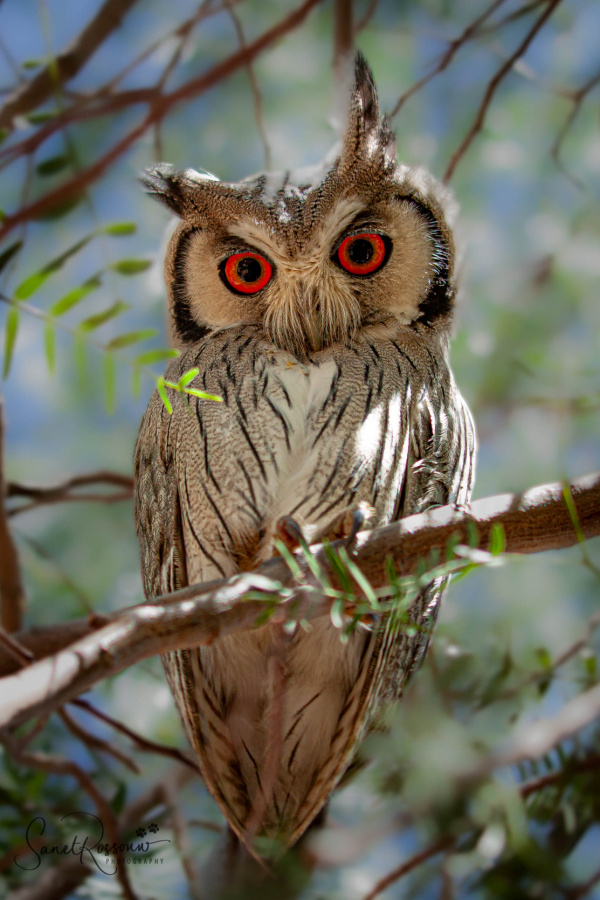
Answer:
236, 256, 262, 282
348, 238, 374, 265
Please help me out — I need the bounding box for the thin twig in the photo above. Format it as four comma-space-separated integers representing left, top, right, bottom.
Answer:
7, 470, 134, 516
355, 0, 379, 33
0, 0, 326, 240
333, 0, 354, 98
520, 752, 600, 799
71, 697, 199, 771
1, 736, 139, 900
0, 0, 139, 130
163, 780, 203, 900
361, 837, 453, 900
551, 68, 600, 189
390, 0, 508, 117
443, 0, 563, 182
59, 706, 140, 774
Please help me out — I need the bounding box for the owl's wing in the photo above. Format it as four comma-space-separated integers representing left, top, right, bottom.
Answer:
287, 378, 476, 843
135, 396, 256, 844
134, 404, 188, 599
370, 378, 477, 705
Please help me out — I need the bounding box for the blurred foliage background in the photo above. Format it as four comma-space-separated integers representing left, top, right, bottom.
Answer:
0, 0, 599, 898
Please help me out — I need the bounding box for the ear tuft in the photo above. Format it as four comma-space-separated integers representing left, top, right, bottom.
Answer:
140, 164, 187, 217
340, 53, 397, 173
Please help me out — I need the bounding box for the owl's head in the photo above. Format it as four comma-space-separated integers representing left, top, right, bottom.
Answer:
143, 55, 457, 358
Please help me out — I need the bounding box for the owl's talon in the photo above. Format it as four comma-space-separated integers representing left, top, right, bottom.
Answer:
344, 509, 366, 552
275, 516, 306, 552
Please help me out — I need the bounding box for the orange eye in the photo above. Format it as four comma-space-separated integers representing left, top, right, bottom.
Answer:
337, 233, 388, 275
223, 252, 272, 294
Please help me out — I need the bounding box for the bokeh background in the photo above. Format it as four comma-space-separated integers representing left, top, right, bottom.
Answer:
1, 1, 599, 897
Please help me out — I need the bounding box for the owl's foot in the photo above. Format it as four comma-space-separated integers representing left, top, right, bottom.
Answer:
274, 515, 306, 552
343, 508, 366, 552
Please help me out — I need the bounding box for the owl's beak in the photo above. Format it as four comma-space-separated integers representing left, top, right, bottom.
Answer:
304, 306, 323, 352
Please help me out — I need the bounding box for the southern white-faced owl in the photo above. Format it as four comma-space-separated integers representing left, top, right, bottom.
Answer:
134, 55, 476, 855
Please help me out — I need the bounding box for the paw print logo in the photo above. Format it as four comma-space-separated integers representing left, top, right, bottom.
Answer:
148, 823, 160, 834
136, 827, 147, 838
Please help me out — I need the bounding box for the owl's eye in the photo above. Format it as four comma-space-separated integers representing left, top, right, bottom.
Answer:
222, 252, 273, 294
336, 233, 389, 275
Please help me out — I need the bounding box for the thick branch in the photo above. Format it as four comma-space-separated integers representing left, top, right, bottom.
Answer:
0, 0, 139, 130
0, 396, 24, 631
0, 472, 598, 731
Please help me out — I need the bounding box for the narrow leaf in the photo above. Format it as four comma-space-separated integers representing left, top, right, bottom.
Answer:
78, 301, 129, 332
133, 348, 180, 367
15, 235, 93, 299
101, 222, 137, 236
2, 306, 19, 378
0, 241, 23, 275
105, 329, 156, 351
183, 388, 222, 401
44, 321, 55, 374
104, 353, 116, 414
489, 522, 506, 556
177, 368, 199, 389
35, 193, 83, 220
338, 546, 377, 607
157, 380, 172, 414
49, 275, 101, 317
74, 331, 87, 384
111, 259, 152, 276
36, 155, 69, 177
132, 366, 141, 399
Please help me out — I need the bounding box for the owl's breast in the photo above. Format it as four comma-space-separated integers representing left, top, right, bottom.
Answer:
172, 331, 420, 582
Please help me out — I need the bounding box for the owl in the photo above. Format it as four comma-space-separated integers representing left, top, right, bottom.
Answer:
134, 55, 476, 857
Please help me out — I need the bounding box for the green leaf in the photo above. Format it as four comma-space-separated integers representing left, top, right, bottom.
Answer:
22, 59, 42, 69
111, 259, 152, 276
157, 380, 172, 414
2, 306, 19, 379
177, 368, 199, 389
44, 321, 55, 373
338, 546, 377, 607
132, 366, 141, 399
27, 110, 58, 124
104, 353, 116, 414
330, 599, 345, 630
273, 539, 302, 580
35, 193, 83, 220
36, 155, 69, 177
49, 275, 102, 317
183, 388, 222, 401
74, 331, 87, 384
133, 348, 180, 367
0, 241, 23, 275
101, 222, 137, 237
78, 301, 129, 332
489, 522, 506, 556
15, 235, 93, 299
105, 329, 156, 351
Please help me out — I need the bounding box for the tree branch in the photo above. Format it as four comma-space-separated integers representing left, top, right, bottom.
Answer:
0, 395, 25, 631
5, 764, 193, 900
443, 0, 563, 182
0, 472, 597, 732
0, 0, 325, 241
0, 0, 139, 130
7, 470, 134, 516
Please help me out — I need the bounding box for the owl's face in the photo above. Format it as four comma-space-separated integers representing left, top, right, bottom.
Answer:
143, 56, 457, 359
